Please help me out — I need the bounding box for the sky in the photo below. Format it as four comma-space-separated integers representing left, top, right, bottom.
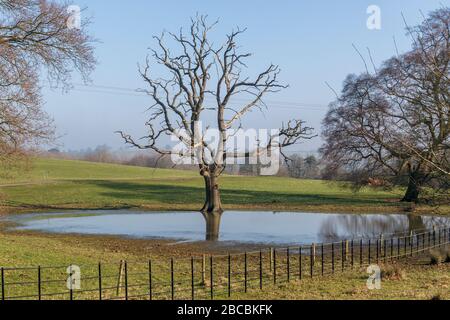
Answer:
42, 0, 448, 154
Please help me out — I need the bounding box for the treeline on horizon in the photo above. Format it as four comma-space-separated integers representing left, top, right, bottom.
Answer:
40, 146, 324, 180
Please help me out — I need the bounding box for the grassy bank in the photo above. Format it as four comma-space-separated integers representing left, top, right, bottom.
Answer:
237, 261, 450, 300
1, 157, 442, 214
0, 158, 448, 300
0, 230, 448, 300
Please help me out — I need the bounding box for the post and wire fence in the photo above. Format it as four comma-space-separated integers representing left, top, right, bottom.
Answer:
0, 226, 449, 300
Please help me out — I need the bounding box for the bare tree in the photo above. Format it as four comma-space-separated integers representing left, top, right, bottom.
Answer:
287, 154, 321, 179
118, 16, 314, 239
321, 8, 449, 203
0, 0, 96, 160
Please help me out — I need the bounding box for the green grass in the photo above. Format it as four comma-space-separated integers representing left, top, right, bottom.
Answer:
0, 157, 416, 214
0, 158, 448, 300
237, 262, 450, 300
0, 157, 197, 182
0, 231, 448, 300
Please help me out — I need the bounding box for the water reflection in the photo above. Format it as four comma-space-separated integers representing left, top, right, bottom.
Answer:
202, 211, 223, 241
7, 210, 450, 245
318, 214, 448, 242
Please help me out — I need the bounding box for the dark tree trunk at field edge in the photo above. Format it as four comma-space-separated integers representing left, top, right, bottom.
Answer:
200, 170, 223, 214
402, 174, 421, 203
200, 168, 224, 241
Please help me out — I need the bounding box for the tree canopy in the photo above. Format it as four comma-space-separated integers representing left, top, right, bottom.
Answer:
321, 8, 449, 203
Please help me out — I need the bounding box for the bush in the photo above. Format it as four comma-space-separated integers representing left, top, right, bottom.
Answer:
381, 265, 406, 280
431, 294, 441, 301
429, 250, 442, 265
444, 248, 450, 263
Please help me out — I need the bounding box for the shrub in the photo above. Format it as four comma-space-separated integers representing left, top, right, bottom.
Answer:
429, 250, 442, 265
431, 294, 441, 301
444, 249, 450, 263
381, 265, 406, 280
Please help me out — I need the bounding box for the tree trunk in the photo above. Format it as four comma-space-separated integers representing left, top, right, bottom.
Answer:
200, 170, 224, 241
402, 173, 421, 203
200, 175, 211, 213
201, 172, 223, 214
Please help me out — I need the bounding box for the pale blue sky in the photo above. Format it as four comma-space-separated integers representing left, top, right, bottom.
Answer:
42, 0, 448, 153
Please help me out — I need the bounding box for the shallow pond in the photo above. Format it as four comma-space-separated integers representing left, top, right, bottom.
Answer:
6, 210, 450, 245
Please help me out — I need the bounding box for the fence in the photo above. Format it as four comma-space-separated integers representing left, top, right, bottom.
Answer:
1, 226, 449, 300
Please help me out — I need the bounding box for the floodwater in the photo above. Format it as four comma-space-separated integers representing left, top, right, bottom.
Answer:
6, 210, 450, 245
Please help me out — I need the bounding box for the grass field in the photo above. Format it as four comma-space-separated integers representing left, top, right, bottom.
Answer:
0, 231, 448, 300
0, 157, 434, 214
0, 158, 449, 300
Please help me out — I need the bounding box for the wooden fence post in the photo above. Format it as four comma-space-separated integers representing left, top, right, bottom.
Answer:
299, 246, 302, 280
368, 239, 371, 264
270, 248, 273, 272
210, 256, 214, 300
310, 244, 314, 278
404, 236, 407, 256
376, 239, 379, 263
360, 239, 363, 266
321, 244, 324, 275
390, 238, 394, 261
331, 243, 335, 273
312, 243, 316, 266
341, 241, 345, 271
345, 240, 349, 262
116, 260, 125, 296
415, 234, 419, 254
124, 261, 128, 301
410, 232, 413, 256
350, 240, 354, 268
433, 227, 436, 247
428, 231, 431, 247
149, 260, 153, 301
244, 253, 248, 293
98, 263, 102, 301
228, 254, 231, 297
259, 250, 263, 290
273, 249, 277, 284
38, 266, 41, 301
1, 267, 4, 301
202, 254, 206, 285
287, 248, 290, 282
69, 265, 73, 301
171, 258, 174, 300
190, 258, 194, 301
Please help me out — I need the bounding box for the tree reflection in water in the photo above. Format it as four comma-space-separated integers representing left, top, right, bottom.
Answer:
202, 211, 223, 241
318, 214, 449, 243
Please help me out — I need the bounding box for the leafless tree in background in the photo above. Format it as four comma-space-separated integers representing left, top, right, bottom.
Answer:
321, 8, 449, 204
118, 16, 314, 239
0, 0, 96, 166
287, 154, 321, 179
